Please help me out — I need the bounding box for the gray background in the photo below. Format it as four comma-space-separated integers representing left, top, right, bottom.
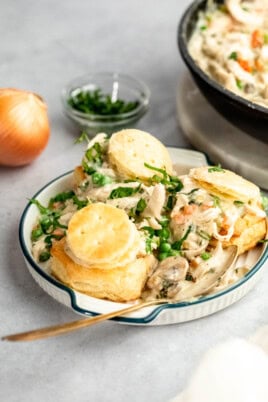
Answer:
1, 1, 267, 401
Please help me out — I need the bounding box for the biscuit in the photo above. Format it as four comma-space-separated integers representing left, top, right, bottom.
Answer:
66, 203, 138, 267
51, 239, 156, 302
189, 166, 261, 202
223, 215, 267, 254
108, 129, 173, 181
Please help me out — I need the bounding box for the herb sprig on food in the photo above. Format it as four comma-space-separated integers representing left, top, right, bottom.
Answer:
144, 163, 183, 193
30, 192, 89, 262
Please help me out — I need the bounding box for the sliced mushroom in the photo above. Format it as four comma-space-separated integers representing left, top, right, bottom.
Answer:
146, 256, 189, 298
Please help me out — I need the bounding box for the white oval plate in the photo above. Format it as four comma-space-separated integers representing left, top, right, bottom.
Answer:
19, 148, 268, 325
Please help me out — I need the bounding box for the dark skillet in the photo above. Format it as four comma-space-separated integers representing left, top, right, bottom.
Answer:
178, 0, 268, 144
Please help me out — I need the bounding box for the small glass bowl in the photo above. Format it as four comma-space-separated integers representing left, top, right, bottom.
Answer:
61, 72, 150, 136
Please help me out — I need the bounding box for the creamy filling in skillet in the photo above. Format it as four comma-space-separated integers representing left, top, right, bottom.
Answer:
188, 0, 268, 107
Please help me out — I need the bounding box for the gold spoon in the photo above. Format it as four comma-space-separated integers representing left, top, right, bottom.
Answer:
2, 299, 169, 342
2, 245, 238, 342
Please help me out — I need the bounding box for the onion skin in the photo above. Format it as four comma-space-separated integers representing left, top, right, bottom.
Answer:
0, 88, 50, 166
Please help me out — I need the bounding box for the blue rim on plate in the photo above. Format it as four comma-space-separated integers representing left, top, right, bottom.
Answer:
18, 150, 268, 324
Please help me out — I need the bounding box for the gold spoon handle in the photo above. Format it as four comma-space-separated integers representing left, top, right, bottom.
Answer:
2, 299, 168, 342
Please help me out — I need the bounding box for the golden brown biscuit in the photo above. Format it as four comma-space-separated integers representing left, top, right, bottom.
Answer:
51, 239, 156, 302
223, 215, 267, 254
66, 203, 137, 267
108, 129, 173, 181
189, 166, 261, 202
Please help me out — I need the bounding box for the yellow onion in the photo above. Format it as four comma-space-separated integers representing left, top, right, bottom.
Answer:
0, 88, 50, 166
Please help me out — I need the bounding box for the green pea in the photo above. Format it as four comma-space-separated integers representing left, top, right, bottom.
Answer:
31, 227, 43, 241
159, 242, 171, 253
158, 228, 170, 240
158, 252, 168, 261
39, 251, 51, 262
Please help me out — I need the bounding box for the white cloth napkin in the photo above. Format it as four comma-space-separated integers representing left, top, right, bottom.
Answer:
171, 326, 268, 402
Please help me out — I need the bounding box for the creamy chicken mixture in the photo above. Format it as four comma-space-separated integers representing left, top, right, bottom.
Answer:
31, 134, 265, 301
188, 0, 268, 107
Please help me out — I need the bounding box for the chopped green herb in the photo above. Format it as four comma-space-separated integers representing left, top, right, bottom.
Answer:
172, 225, 192, 250
211, 195, 221, 208
68, 88, 140, 116
74, 131, 90, 144
141, 226, 155, 237
85, 142, 103, 166
91, 172, 113, 187
200, 25, 207, 31
208, 165, 225, 173
49, 191, 75, 208
136, 198, 147, 213
109, 185, 141, 199
30, 199, 67, 234
234, 200, 244, 206
144, 163, 183, 193
72, 195, 89, 209
236, 79, 243, 90
229, 51, 238, 60
264, 33, 268, 44
258, 239, 268, 244
166, 195, 176, 211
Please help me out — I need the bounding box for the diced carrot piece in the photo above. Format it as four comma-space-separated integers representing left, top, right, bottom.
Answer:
251, 30, 263, 48
238, 58, 252, 73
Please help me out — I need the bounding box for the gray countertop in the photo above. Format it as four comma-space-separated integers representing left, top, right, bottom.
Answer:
1, 1, 267, 401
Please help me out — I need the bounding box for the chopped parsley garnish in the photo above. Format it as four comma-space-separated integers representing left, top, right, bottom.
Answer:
91, 172, 113, 187
72, 196, 89, 209
129, 198, 147, 218
85, 142, 103, 166
144, 163, 183, 193
211, 195, 221, 208
229, 51, 238, 60
48, 191, 75, 208
208, 165, 225, 173
172, 225, 192, 251
165, 195, 176, 211
74, 131, 90, 144
234, 200, 244, 206
136, 198, 147, 213
68, 88, 140, 116
200, 25, 207, 31
236, 79, 243, 90
109, 185, 141, 199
